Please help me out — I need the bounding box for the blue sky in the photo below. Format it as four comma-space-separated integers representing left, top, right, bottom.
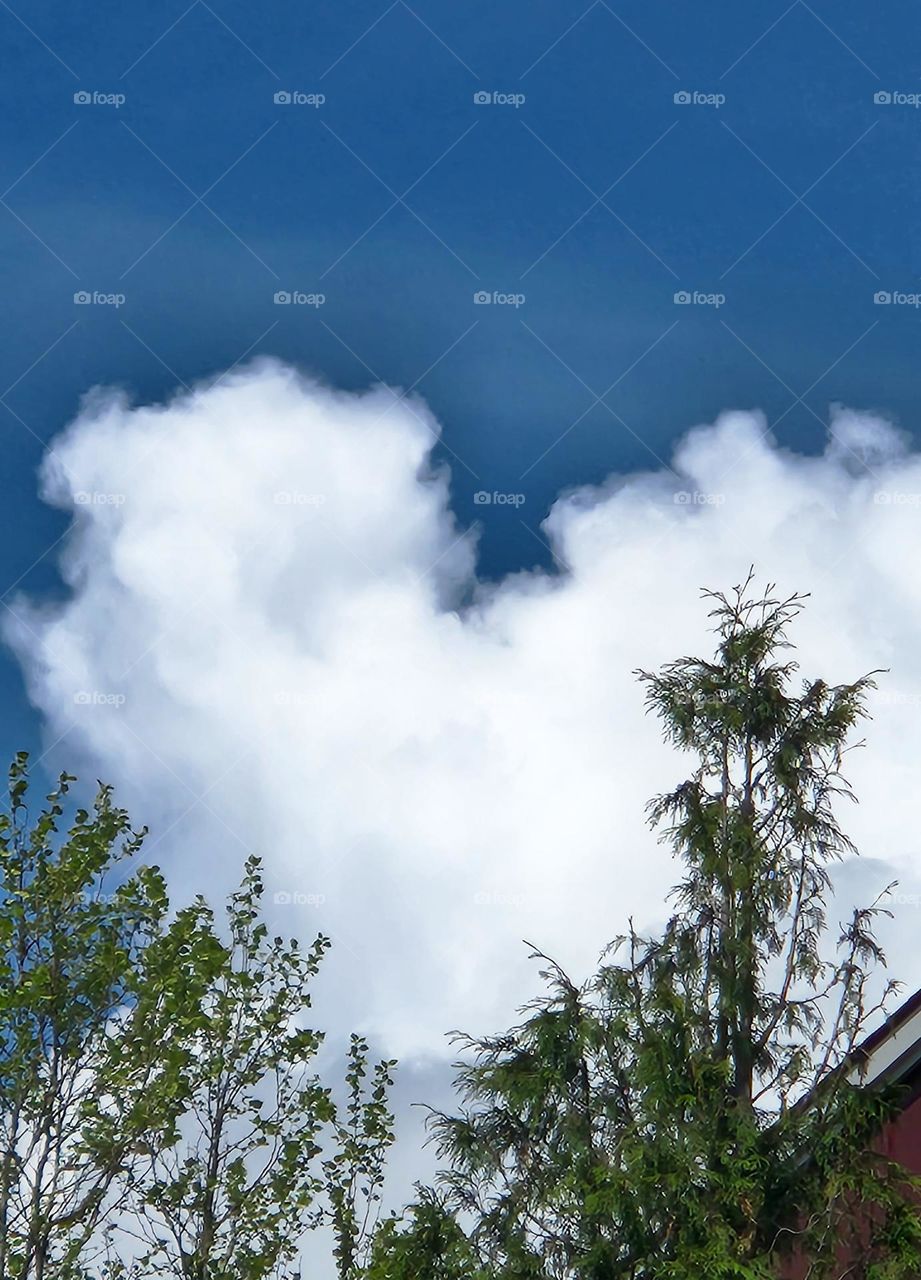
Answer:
1, 0, 920, 754
10, 6, 921, 1195
9, 11, 921, 1262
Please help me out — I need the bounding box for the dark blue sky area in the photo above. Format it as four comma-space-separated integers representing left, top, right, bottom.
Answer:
1, 0, 920, 751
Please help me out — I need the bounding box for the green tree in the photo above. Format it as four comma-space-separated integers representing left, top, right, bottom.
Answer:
431, 577, 921, 1279
320, 1034, 397, 1280
0, 754, 222, 1280
363, 1188, 488, 1280
0, 756, 402, 1280
109, 856, 334, 1280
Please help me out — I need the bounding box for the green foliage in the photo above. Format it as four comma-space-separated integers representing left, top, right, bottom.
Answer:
0, 755, 221, 1280
427, 576, 921, 1280
320, 1034, 397, 1279
110, 854, 334, 1280
364, 1189, 488, 1280
6, 575, 920, 1280
0, 758, 402, 1280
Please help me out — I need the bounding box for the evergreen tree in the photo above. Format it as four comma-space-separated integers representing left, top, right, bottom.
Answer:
430, 577, 921, 1279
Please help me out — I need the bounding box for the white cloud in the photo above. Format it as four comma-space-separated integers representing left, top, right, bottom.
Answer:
7, 360, 921, 1060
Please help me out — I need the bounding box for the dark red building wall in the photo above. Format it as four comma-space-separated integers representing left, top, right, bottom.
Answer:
878, 1086, 921, 1169
778, 1083, 921, 1279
